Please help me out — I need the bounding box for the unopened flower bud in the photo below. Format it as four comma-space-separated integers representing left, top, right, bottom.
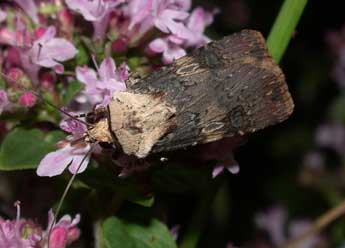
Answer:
19, 91, 37, 107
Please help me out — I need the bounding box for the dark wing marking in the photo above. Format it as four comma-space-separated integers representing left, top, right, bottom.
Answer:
128, 29, 294, 153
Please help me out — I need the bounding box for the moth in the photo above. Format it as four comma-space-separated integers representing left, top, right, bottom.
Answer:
85, 29, 294, 158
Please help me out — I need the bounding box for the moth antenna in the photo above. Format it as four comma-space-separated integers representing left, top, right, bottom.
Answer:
0, 71, 93, 127
47, 144, 95, 248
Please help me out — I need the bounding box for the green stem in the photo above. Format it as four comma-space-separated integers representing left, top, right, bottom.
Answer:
267, 0, 308, 63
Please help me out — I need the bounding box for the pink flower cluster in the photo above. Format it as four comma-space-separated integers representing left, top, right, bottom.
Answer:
0, 202, 80, 248
0, 0, 216, 177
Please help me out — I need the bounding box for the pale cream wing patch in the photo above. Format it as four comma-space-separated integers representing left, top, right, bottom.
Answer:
108, 91, 176, 158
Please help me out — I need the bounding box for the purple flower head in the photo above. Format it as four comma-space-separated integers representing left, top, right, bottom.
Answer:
13, 0, 39, 24
289, 220, 321, 248
29, 26, 78, 74
0, 89, 9, 114
76, 57, 128, 107
0, 8, 6, 23
256, 206, 324, 248
315, 122, 345, 156
128, 0, 192, 39
66, 0, 124, 22
148, 35, 186, 64
255, 206, 287, 246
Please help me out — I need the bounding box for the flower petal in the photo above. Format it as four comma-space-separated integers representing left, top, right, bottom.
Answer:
68, 145, 91, 174
13, 0, 39, 23
0, 9, 6, 23
212, 165, 224, 178
98, 57, 117, 82
37, 146, 74, 177
148, 38, 167, 53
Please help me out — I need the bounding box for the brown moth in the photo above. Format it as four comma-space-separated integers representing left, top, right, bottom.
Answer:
85, 29, 294, 158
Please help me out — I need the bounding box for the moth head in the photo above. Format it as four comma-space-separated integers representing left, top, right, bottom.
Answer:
85, 118, 113, 144
108, 91, 176, 158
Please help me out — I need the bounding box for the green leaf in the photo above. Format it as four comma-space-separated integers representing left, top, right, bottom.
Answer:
75, 42, 90, 65
103, 217, 177, 248
62, 80, 84, 104
0, 128, 65, 170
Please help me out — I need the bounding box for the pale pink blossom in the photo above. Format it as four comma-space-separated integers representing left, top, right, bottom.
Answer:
0, 89, 9, 114
212, 164, 240, 178
289, 220, 322, 248
76, 57, 128, 107
37, 114, 91, 177
128, 0, 192, 39
256, 206, 323, 248
315, 122, 345, 156
29, 26, 78, 74
65, 0, 124, 22
255, 206, 288, 246
13, 0, 39, 23
0, 8, 6, 23
184, 7, 217, 47
148, 35, 186, 64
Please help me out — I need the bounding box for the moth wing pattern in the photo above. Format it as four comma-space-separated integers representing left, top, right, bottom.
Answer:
114, 29, 294, 156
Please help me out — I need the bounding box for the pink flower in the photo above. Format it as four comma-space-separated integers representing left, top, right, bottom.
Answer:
0, 27, 17, 46
315, 122, 345, 156
76, 57, 128, 107
47, 210, 81, 248
184, 7, 217, 47
148, 35, 186, 64
29, 26, 78, 74
13, 0, 39, 23
18, 91, 37, 107
128, 0, 192, 39
65, 0, 124, 22
0, 89, 9, 114
212, 163, 240, 178
255, 206, 324, 248
255, 206, 287, 246
37, 111, 91, 177
37, 116, 91, 177
0, 202, 81, 248
0, 8, 6, 23
0, 202, 42, 247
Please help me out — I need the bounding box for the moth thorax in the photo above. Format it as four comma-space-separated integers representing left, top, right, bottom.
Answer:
86, 118, 113, 143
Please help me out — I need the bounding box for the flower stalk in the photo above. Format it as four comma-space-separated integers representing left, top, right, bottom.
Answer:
267, 0, 308, 63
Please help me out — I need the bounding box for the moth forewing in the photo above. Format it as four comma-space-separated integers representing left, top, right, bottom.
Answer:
88, 29, 294, 158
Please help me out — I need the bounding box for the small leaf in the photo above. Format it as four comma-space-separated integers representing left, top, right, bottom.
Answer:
102, 217, 177, 248
0, 128, 65, 170
75, 42, 90, 65
63, 80, 84, 104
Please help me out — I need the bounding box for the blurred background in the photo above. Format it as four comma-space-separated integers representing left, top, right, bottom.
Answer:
2, 0, 345, 247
